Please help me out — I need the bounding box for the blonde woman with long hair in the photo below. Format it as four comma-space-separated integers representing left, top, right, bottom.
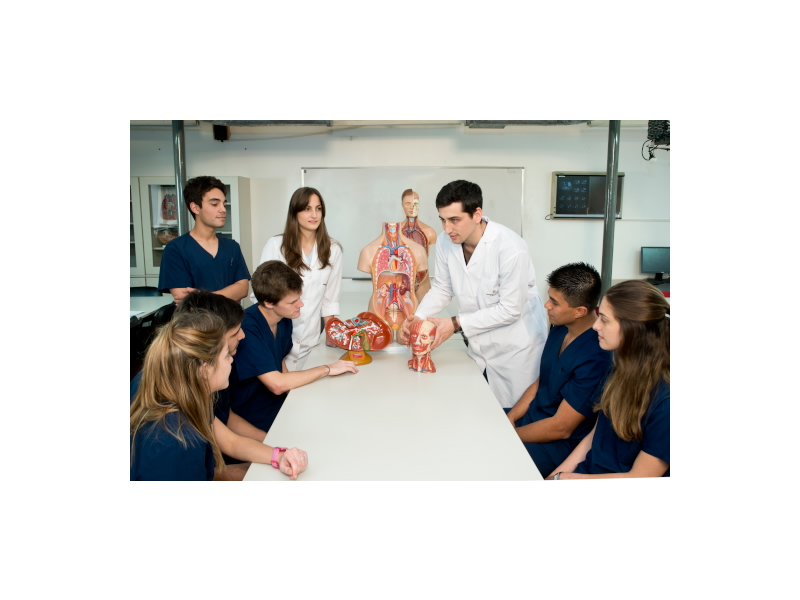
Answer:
548, 280, 670, 479
130, 310, 308, 480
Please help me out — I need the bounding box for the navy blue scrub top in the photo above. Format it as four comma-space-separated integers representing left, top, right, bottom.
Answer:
157, 232, 250, 293
520, 325, 612, 440
229, 304, 293, 432
575, 381, 670, 476
130, 412, 215, 481
130, 370, 231, 425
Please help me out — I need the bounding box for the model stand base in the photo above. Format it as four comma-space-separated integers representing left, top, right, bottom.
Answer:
340, 349, 373, 365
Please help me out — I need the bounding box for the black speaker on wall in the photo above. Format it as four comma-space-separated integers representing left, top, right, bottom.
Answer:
213, 125, 231, 142
647, 120, 670, 145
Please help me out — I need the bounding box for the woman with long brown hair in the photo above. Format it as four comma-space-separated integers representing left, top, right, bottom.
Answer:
252, 187, 342, 371
130, 310, 309, 480
547, 280, 670, 479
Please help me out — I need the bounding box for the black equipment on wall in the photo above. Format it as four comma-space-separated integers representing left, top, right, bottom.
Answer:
213, 125, 231, 142
647, 120, 670, 145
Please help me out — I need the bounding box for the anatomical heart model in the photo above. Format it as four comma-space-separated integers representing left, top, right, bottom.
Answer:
357, 223, 428, 340
408, 319, 437, 373
325, 312, 392, 365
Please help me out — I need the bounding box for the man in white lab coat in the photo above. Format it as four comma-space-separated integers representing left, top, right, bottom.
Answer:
399, 180, 549, 408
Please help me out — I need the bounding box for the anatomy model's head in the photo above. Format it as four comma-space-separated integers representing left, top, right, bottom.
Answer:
410, 319, 436, 356
402, 189, 420, 218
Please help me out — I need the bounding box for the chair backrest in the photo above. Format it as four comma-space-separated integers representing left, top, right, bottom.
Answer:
132, 302, 176, 373
150, 302, 176, 329
130, 287, 162, 297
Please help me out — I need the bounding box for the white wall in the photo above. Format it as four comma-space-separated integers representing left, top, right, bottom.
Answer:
130, 124, 669, 300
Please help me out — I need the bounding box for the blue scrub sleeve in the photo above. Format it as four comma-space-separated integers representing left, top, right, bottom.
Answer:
642, 394, 670, 464
234, 320, 283, 381
562, 357, 613, 417
231, 244, 251, 282
157, 241, 194, 291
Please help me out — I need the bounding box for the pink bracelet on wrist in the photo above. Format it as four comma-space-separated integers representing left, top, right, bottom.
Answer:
271, 447, 287, 469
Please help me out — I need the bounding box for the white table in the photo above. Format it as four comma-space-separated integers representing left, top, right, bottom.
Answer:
244, 291, 541, 481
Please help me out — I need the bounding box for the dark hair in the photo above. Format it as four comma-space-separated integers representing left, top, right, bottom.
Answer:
595, 280, 670, 441
176, 289, 244, 331
280, 187, 338, 273
546, 262, 602, 310
184, 176, 227, 219
252, 260, 303, 305
435, 180, 483, 217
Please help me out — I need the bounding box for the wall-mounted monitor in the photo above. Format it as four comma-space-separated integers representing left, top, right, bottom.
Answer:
550, 172, 624, 219
641, 246, 669, 284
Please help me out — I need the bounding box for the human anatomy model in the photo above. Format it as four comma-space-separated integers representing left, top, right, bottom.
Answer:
400, 189, 436, 302
325, 312, 392, 365
408, 319, 437, 373
357, 222, 428, 336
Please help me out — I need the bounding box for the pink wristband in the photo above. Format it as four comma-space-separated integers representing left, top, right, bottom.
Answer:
271, 447, 287, 469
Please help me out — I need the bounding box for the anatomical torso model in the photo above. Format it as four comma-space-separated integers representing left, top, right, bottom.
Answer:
400, 190, 436, 302
357, 222, 428, 339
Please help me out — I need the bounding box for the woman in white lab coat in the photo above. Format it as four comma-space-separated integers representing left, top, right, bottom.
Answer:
252, 187, 342, 371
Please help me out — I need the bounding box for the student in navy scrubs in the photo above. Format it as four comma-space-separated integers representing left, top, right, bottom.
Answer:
130, 310, 310, 481
230, 260, 359, 432
547, 280, 670, 479
505, 263, 612, 477
130, 290, 269, 480
158, 176, 250, 305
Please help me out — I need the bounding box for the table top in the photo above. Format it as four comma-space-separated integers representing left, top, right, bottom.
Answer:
130, 296, 173, 320
244, 291, 541, 481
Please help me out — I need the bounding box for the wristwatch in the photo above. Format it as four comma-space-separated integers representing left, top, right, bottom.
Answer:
554, 472, 561, 480
271, 447, 287, 469
451, 316, 462, 333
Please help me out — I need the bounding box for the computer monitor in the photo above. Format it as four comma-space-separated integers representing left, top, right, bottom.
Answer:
641, 247, 669, 285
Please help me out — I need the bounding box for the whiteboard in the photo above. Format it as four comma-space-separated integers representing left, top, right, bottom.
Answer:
301, 167, 524, 279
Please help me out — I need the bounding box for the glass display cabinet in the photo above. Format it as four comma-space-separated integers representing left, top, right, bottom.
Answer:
130, 177, 147, 283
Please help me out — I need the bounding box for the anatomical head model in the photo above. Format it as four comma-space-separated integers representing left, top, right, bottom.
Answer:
401, 190, 420, 219
408, 319, 437, 373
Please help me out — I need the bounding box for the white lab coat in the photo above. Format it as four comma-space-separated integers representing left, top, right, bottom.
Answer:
250, 235, 342, 371
415, 218, 549, 408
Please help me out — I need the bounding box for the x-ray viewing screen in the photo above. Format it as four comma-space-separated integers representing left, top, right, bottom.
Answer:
551, 173, 623, 218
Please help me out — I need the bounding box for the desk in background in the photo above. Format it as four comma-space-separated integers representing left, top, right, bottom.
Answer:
130, 295, 173, 321
244, 291, 541, 481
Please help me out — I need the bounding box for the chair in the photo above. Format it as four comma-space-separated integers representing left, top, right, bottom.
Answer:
131, 302, 176, 378
130, 286, 162, 297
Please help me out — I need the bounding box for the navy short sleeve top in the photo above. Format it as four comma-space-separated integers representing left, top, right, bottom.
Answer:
130, 412, 215, 481
228, 304, 293, 431
575, 381, 670, 476
158, 233, 250, 293
525, 325, 612, 440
